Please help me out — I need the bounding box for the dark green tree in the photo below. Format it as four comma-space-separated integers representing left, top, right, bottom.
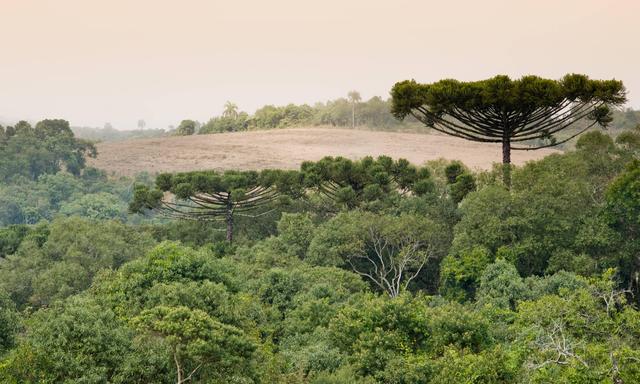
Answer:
0, 119, 96, 180
175, 119, 197, 136
605, 160, 640, 293
132, 305, 255, 384
391, 74, 626, 186
130, 170, 303, 242
301, 156, 434, 209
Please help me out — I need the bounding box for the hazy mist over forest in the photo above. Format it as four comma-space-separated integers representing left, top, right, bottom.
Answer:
1, 0, 639, 129
3, 1, 640, 382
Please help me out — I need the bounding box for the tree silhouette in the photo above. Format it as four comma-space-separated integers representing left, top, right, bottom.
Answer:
391, 74, 626, 186
348, 91, 362, 128
222, 102, 239, 120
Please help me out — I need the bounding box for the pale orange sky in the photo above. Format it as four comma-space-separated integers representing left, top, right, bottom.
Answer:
1, 0, 638, 129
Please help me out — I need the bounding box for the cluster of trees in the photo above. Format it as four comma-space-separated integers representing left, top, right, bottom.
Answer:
130, 156, 438, 242
1, 117, 639, 381
178, 94, 419, 135
63, 94, 638, 141
0, 119, 146, 226
72, 125, 167, 142
0, 119, 96, 181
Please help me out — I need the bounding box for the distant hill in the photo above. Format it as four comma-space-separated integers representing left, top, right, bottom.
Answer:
88, 127, 558, 177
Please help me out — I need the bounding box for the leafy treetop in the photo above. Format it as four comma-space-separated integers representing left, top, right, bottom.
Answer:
301, 155, 434, 208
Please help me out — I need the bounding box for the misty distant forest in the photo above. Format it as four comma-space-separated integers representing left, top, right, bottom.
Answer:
1, 74, 640, 384
69, 94, 640, 143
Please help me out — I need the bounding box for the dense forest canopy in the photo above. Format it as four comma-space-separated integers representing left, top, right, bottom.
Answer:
0, 114, 639, 382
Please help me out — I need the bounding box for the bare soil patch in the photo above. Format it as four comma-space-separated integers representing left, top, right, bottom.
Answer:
88, 127, 558, 176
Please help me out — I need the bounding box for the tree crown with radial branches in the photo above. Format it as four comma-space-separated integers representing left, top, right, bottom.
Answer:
130, 169, 304, 242
391, 74, 626, 186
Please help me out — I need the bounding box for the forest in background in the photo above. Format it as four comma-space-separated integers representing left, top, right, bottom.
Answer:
0, 116, 640, 382
54, 96, 640, 142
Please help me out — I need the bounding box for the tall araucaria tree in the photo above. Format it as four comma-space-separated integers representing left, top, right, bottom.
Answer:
391, 74, 626, 186
130, 169, 303, 242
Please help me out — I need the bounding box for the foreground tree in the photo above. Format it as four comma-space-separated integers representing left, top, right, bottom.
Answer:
132, 306, 255, 384
391, 74, 626, 186
130, 170, 303, 242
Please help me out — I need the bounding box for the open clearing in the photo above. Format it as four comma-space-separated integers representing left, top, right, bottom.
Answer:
89, 127, 558, 176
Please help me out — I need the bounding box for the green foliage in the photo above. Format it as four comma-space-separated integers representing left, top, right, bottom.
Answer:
252, 104, 315, 129
59, 192, 127, 220
451, 134, 636, 278
3, 115, 640, 382
277, 212, 316, 258
0, 296, 162, 383
302, 156, 434, 210
0, 225, 30, 258
604, 160, 640, 290
199, 113, 249, 133
475, 259, 527, 310
439, 247, 493, 302
0, 289, 19, 356
391, 74, 626, 120
174, 119, 197, 136
0, 169, 134, 226
130, 169, 304, 242
391, 74, 627, 185
513, 272, 640, 383
0, 119, 96, 181
307, 211, 368, 267
448, 170, 477, 204
133, 305, 255, 383
0, 217, 156, 309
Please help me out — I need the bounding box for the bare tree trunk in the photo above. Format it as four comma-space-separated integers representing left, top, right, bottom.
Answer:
174, 350, 182, 384
352, 103, 355, 129
225, 206, 233, 243
502, 137, 511, 189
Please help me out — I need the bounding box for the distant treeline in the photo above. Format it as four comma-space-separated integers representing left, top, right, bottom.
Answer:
611, 107, 640, 129
182, 95, 422, 136
72, 126, 167, 142
66, 96, 640, 141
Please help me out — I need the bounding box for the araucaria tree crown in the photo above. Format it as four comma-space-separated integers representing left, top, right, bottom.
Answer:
130, 169, 303, 242
391, 74, 626, 186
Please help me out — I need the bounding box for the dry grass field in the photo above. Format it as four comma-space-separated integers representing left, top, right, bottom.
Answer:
88, 127, 559, 176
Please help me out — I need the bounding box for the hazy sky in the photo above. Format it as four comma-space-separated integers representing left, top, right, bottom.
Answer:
1, 0, 638, 129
